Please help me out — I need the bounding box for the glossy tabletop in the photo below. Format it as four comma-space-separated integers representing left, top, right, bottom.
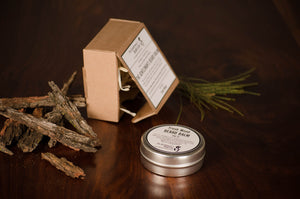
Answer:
0, 1, 299, 198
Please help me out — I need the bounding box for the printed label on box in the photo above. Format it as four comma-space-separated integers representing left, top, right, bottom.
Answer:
122, 28, 176, 108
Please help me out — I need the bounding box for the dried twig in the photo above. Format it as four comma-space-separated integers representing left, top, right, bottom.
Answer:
61, 71, 77, 94
0, 95, 85, 111
48, 81, 97, 138
0, 109, 26, 145
0, 108, 100, 152
47, 71, 77, 147
0, 71, 100, 179
17, 108, 44, 152
45, 109, 63, 148
41, 152, 85, 179
0, 141, 13, 156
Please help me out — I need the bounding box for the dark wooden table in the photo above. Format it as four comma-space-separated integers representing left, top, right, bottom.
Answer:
1, 1, 299, 198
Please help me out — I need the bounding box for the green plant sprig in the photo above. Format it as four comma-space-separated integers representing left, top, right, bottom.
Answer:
177, 68, 260, 121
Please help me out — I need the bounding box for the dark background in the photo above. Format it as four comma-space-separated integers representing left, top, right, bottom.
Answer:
0, 0, 299, 198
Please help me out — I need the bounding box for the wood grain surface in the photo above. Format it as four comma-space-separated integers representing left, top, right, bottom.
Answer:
0, 0, 299, 198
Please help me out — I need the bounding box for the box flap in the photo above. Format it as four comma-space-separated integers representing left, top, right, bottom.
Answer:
116, 27, 179, 118
83, 50, 120, 122
85, 19, 144, 52
131, 102, 156, 123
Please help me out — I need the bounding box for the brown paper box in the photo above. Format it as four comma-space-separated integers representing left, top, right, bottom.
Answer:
82, 18, 179, 123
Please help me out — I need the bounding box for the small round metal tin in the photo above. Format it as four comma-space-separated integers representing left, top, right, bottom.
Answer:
140, 124, 205, 177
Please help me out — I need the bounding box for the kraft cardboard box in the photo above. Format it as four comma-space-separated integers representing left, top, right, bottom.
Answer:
82, 18, 179, 123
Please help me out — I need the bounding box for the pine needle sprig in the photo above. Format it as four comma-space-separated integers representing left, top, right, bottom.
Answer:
177, 68, 260, 121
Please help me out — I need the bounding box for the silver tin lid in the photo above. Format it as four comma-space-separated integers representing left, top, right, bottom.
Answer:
140, 124, 205, 177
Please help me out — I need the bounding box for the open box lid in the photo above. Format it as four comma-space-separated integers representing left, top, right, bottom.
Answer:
83, 18, 179, 123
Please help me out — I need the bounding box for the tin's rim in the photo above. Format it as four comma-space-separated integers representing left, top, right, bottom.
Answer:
140, 150, 205, 177
140, 145, 206, 168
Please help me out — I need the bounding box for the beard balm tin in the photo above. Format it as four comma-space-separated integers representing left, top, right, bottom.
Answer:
140, 124, 205, 177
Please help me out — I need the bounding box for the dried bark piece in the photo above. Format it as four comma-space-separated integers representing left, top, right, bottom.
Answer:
41, 152, 85, 179
0, 95, 85, 111
17, 129, 43, 152
45, 109, 63, 124
61, 71, 77, 94
0, 108, 100, 152
47, 71, 77, 147
0, 141, 13, 156
48, 81, 97, 138
0, 118, 12, 136
0, 109, 26, 155
17, 108, 44, 152
0, 117, 26, 145
0, 96, 50, 111
45, 109, 63, 148
47, 138, 57, 148
68, 95, 86, 107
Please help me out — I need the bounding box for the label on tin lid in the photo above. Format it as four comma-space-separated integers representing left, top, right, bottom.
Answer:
146, 125, 200, 153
